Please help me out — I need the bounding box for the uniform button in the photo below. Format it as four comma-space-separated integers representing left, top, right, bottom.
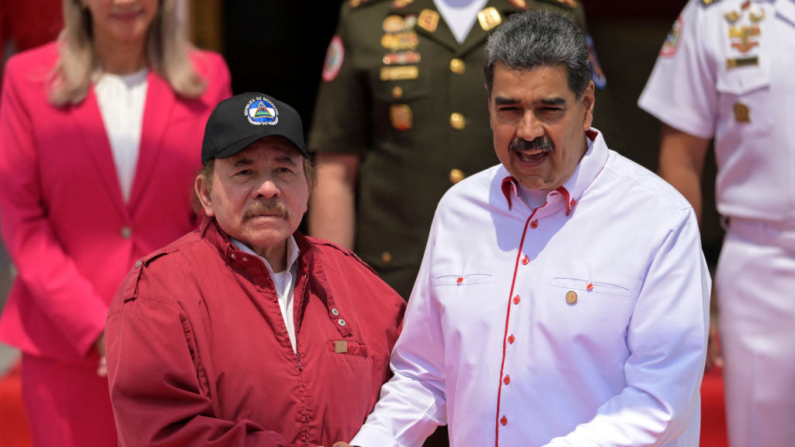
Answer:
120, 226, 132, 239
450, 113, 466, 130
587, 283, 594, 291
230, 253, 236, 259
521, 256, 529, 265
456, 277, 464, 284
513, 295, 520, 305
530, 220, 538, 229
381, 251, 392, 265
508, 334, 515, 344
449, 169, 465, 184
392, 86, 403, 99
503, 375, 510, 385
570, 198, 577, 207
449, 58, 465, 74
242, 256, 248, 262
500, 416, 508, 426
331, 308, 340, 317
135, 260, 142, 269
566, 291, 578, 304
338, 319, 347, 327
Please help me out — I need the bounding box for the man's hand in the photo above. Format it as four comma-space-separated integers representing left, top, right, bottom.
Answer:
705, 324, 724, 371
95, 332, 107, 377
332, 443, 353, 447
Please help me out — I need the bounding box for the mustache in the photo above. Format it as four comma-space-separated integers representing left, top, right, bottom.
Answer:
242, 201, 289, 221
509, 136, 555, 153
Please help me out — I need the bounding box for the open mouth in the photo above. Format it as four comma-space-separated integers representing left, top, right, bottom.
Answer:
515, 148, 550, 164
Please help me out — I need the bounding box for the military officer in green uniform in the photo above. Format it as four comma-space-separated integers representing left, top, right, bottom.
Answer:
309, 0, 616, 299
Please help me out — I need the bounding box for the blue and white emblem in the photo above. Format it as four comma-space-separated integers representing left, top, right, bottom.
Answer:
245, 97, 279, 125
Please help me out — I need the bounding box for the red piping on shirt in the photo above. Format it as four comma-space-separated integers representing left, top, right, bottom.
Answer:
495, 208, 538, 446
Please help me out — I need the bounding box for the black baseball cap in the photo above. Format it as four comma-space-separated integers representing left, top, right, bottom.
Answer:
201, 92, 308, 164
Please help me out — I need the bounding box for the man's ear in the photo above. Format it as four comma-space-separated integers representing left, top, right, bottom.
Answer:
194, 174, 215, 217
581, 81, 595, 131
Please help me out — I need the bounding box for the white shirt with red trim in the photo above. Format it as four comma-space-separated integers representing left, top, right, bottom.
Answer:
638, 0, 795, 223
351, 130, 710, 447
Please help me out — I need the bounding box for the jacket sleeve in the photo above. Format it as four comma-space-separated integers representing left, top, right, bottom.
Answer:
308, 3, 372, 156
106, 272, 291, 447
544, 207, 710, 447
0, 57, 108, 356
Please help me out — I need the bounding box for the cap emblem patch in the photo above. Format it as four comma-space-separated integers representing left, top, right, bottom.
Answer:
246, 97, 279, 125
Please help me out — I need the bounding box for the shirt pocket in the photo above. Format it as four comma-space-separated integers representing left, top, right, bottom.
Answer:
432, 273, 494, 287
715, 62, 772, 135
325, 340, 369, 358
549, 277, 635, 298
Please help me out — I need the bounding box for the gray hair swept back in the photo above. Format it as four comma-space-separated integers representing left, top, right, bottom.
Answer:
483, 11, 591, 100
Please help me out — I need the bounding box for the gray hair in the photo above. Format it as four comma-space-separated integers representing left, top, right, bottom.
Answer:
483, 11, 591, 100
48, 0, 206, 106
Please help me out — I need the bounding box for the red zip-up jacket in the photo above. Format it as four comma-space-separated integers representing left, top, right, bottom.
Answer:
106, 218, 406, 446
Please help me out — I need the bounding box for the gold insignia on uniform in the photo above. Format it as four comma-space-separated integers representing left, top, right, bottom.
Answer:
566, 291, 578, 304
729, 26, 761, 53
404, 14, 418, 30
381, 251, 393, 265
390, 104, 413, 131
477, 7, 502, 32
334, 341, 348, 353
392, 0, 414, 9
418, 9, 440, 33
449, 169, 465, 184
726, 56, 759, 69
382, 15, 406, 33
733, 102, 750, 123
350, 0, 361, 7
507, 0, 527, 9
392, 86, 403, 99
380, 31, 420, 51
382, 51, 422, 65
749, 7, 766, 23
723, 10, 740, 23
380, 65, 419, 81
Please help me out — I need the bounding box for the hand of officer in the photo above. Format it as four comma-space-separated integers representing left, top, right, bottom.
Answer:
332, 443, 354, 447
705, 324, 724, 371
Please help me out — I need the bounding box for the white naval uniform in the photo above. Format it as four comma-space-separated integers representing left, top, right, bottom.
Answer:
639, 1, 795, 446
351, 130, 711, 447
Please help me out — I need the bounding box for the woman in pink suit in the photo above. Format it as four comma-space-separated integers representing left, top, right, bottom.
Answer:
0, 0, 231, 445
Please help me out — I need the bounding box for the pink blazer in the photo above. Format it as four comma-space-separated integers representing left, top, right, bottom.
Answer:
0, 42, 232, 365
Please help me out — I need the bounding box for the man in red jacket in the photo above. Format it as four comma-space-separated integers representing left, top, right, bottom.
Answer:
105, 93, 406, 447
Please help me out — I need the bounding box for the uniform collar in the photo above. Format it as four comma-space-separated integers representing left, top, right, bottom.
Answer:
501, 128, 608, 215
230, 235, 300, 276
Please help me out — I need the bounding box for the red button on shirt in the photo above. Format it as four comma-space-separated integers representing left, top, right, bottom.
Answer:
513, 296, 520, 305
508, 335, 515, 344
530, 220, 539, 229
503, 375, 510, 385
500, 416, 508, 426
587, 283, 594, 291
521, 256, 529, 265
456, 277, 463, 284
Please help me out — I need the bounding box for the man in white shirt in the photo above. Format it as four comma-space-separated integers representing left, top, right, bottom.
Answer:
334, 10, 710, 447
638, 1, 795, 445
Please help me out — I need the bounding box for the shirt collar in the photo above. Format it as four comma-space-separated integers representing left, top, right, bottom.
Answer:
501, 128, 609, 215
230, 235, 300, 276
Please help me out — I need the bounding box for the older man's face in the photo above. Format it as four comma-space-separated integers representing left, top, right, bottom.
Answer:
489, 62, 594, 190
198, 137, 308, 253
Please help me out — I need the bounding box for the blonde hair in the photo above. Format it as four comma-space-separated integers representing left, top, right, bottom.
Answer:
48, 0, 206, 106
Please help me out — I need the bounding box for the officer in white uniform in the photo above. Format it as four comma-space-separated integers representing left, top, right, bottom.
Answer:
639, 1, 795, 446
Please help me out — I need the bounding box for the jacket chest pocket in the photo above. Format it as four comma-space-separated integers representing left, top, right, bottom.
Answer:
715, 58, 772, 135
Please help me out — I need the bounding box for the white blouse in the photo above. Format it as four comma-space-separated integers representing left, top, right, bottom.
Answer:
94, 68, 148, 203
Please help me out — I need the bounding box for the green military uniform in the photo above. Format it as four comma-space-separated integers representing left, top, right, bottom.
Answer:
310, 0, 617, 300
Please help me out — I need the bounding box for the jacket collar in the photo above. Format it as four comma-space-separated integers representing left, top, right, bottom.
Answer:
199, 217, 354, 338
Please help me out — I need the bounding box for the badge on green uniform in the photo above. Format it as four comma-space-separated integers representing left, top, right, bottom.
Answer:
477, 7, 502, 31
418, 10, 440, 33
383, 51, 421, 65
390, 105, 413, 131
380, 66, 419, 81
383, 15, 406, 33
381, 31, 420, 51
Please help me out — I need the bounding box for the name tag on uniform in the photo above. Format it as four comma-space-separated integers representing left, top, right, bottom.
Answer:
380, 66, 419, 81
726, 56, 759, 69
